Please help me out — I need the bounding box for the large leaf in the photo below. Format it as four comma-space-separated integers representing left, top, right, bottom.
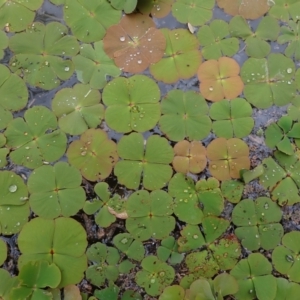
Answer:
27, 162, 85, 219
103, 14, 165, 73
172, 0, 214, 26
72, 41, 121, 89
9, 22, 78, 90
5, 106, 67, 169
52, 84, 104, 136
67, 129, 118, 181
115, 133, 174, 190
150, 29, 201, 83
63, 0, 121, 43
241, 53, 296, 108
197, 57, 244, 102
0, 0, 43, 32
18, 217, 87, 288
103, 75, 160, 133
159, 90, 211, 141
216, 0, 271, 19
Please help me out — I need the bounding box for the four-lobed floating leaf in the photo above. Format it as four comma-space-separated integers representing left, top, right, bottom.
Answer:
197, 19, 239, 60
72, 41, 121, 89
197, 57, 244, 102
9, 22, 78, 90
115, 133, 174, 190
232, 197, 283, 251
27, 162, 85, 219
126, 190, 175, 241
157, 236, 184, 265
159, 90, 211, 141
268, 0, 300, 22
63, 0, 121, 43
5, 106, 67, 169
172, 140, 207, 174
103, 75, 160, 133
207, 138, 250, 181
67, 128, 118, 181
103, 14, 166, 73
150, 29, 201, 83
241, 53, 296, 109
210, 98, 254, 138
52, 84, 104, 136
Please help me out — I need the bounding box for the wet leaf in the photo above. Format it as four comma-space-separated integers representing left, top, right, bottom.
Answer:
150, 29, 201, 83
137, 0, 174, 18
73, 41, 121, 89
18, 217, 87, 288
115, 133, 174, 190
52, 84, 104, 136
10, 260, 61, 299
232, 197, 283, 250
0, 133, 9, 168
0, 171, 29, 235
0, 239, 6, 266
157, 236, 184, 265
159, 90, 211, 141
5, 106, 67, 169
103, 14, 166, 73
272, 231, 300, 283
135, 255, 175, 296
197, 57, 244, 102
126, 190, 175, 241
259, 151, 300, 205
275, 278, 300, 300
86, 242, 120, 287
9, 22, 78, 90
172, 140, 207, 174
240, 53, 296, 109
221, 180, 244, 203
0, 0, 43, 32
278, 20, 300, 60
0, 64, 28, 112
177, 224, 205, 252
229, 16, 279, 58
207, 138, 250, 181
63, 0, 121, 43
268, 0, 300, 22
27, 162, 85, 219
216, 0, 271, 19
103, 75, 160, 133
67, 128, 118, 181
210, 98, 254, 138
197, 19, 239, 60
230, 253, 276, 300
0, 30, 8, 59
172, 0, 214, 26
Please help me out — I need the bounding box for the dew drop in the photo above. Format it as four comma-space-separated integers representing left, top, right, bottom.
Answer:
9, 185, 17, 193
150, 278, 155, 284
287, 68, 292, 74
120, 36, 125, 42
137, 60, 142, 64
64, 66, 70, 71
209, 87, 213, 91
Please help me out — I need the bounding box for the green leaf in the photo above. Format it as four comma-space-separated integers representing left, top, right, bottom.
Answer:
137, 0, 173, 18
52, 84, 104, 135
241, 53, 296, 108
67, 129, 118, 181
0, 171, 29, 235
268, 0, 300, 21
103, 75, 160, 133
232, 197, 283, 250
110, 0, 137, 13
73, 41, 121, 89
27, 162, 85, 219
210, 98, 254, 138
0, 30, 8, 59
135, 256, 175, 296
150, 29, 201, 83
159, 285, 185, 300
5, 106, 67, 169
221, 180, 244, 203
177, 224, 205, 252
0, 0, 43, 32
0, 239, 6, 266
0, 64, 28, 112
63, 0, 122, 43
115, 133, 174, 190
197, 19, 239, 60
126, 190, 175, 241
0, 269, 18, 300
157, 236, 184, 265
18, 217, 87, 288
9, 22, 78, 90
86, 242, 120, 287
159, 90, 211, 142
275, 278, 300, 300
